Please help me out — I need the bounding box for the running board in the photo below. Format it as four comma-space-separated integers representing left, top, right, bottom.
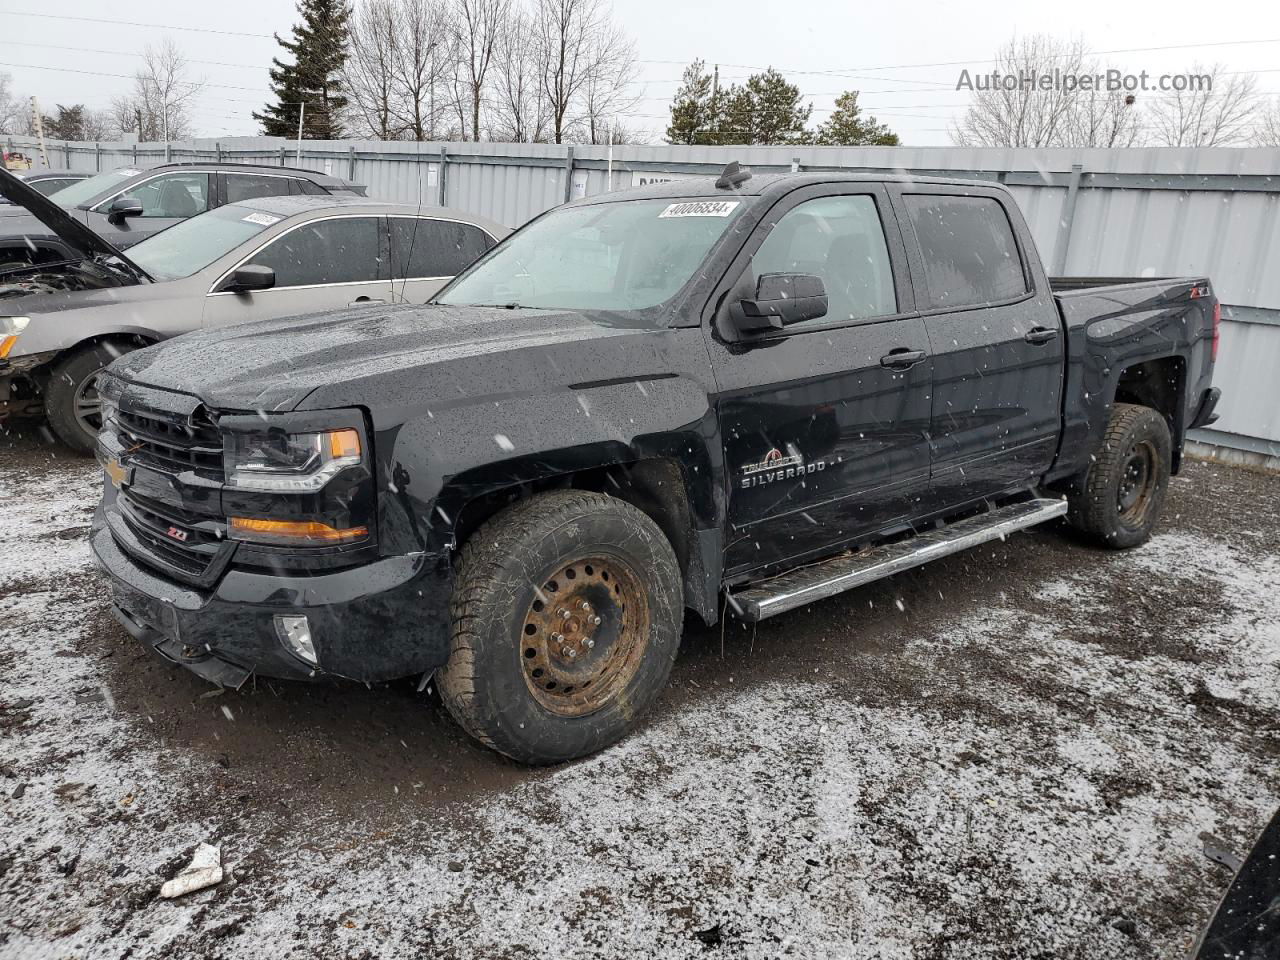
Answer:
730, 497, 1068, 622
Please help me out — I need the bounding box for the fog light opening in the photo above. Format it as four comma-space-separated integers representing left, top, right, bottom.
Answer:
274, 615, 317, 667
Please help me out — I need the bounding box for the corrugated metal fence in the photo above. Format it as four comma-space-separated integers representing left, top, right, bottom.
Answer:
6, 134, 1279, 463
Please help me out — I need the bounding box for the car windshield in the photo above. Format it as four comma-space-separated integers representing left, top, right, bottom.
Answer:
127, 205, 281, 281
437, 197, 748, 311
44, 169, 140, 208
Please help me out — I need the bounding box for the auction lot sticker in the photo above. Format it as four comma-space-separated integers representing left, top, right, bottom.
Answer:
659, 201, 741, 218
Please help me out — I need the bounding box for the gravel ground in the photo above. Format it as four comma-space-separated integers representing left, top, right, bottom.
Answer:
1, 429, 1278, 960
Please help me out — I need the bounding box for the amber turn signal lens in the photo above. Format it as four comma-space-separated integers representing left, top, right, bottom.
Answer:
328, 429, 361, 459
229, 516, 369, 544
0, 335, 18, 359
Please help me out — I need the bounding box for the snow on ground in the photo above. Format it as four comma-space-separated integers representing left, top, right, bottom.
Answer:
2, 445, 1278, 959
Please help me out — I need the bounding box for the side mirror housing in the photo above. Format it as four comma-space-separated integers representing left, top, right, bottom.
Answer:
730, 272, 828, 334
107, 196, 144, 224
219, 264, 276, 293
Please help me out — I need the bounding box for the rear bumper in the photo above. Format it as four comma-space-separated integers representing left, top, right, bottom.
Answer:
1189, 387, 1221, 429
90, 510, 454, 686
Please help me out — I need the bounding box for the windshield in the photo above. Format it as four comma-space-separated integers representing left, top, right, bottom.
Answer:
45, 169, 140, 208
437, 198, 748, 311
127, 205, 281, 281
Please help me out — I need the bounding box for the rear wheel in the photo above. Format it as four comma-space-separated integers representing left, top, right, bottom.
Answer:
438, 490, 682, 764
44, 341, 137, 455
1067, 403, 1172, 549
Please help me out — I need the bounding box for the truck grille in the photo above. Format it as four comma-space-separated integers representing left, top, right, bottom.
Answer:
116, 406, 224, 479
118, 492, 226, 579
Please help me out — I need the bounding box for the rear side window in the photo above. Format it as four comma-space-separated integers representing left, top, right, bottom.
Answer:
224, 173, 292, 204
246, 217, 382, 287
752, 194, 897, 323
905, 195, 1027, 309
391, 217, 494, 278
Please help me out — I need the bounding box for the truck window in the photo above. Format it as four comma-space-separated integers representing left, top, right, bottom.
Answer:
244, 216, 381, 287
905, 195, 1028, 309
224, 173, 292, 204
391, 217, 493, 279
752, 195, 896, 322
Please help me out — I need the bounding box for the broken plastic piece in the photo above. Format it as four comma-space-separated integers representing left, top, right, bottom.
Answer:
159, 843, 223, 899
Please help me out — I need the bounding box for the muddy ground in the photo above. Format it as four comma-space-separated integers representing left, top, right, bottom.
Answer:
1, 427, 1278, 959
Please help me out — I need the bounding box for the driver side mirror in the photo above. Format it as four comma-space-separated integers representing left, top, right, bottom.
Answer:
729, 273, 828, 335
219, 264, 276, 293
106, 196, 144, 224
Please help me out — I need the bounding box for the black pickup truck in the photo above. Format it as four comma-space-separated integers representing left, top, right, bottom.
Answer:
90, 167, 1221, 764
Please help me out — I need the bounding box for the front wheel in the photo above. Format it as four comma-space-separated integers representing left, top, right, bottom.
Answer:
43, 341, 137, 455
438, 490, 683, 764
1067, 403, 1172, 549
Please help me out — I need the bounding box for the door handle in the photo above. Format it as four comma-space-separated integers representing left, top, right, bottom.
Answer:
1024, 326, 1059, 345
879, 348, 927, 370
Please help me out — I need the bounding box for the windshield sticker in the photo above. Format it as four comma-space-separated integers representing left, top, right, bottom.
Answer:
658, 201, 740, 219
242, 212, 282, 227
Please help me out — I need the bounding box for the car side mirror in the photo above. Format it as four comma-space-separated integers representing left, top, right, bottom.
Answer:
219, 264, 276, 293
107, 196, 144, 224
729, 273, 828, 335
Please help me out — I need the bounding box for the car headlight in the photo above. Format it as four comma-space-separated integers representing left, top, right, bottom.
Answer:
0, 316, 30, 359
224, 427, 364, 493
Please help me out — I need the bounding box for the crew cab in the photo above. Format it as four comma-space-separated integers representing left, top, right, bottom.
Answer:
90, 167, 1222, 764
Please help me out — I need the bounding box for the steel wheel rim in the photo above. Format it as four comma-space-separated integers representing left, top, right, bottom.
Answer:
519, 553, 650, 718
73, 369, 104, 436
1116, 439, 1157, 526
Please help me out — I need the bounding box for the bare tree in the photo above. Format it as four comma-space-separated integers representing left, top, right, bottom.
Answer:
575, 25, 638, 144
450, 0, 509, 141
1147, 64, 1259, 146
1066, 89, 1143, 148
0, 72, 25, 135
490, 7, 550, 142
952, 35, 1089, 148
1256, 97, 1280, 147
111, 39, 206, 141
534, 0, 635, 145
390, 0, 454, 140
344, 0, 402, 139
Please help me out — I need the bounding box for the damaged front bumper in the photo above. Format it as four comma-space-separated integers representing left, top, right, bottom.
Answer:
90, 510, 454, 688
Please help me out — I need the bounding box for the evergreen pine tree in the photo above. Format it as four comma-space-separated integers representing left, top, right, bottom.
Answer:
814, 91, 900, 146
254, 0, 352, 140
666, 61, 715, 145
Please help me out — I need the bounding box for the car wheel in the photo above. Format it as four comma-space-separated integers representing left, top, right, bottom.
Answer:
439, 489, 683, 764
44, 341, 135, 455
1067, 403, 1172, 549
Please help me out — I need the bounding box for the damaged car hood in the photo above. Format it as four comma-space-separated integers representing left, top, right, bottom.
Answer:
110, 302, 664, 414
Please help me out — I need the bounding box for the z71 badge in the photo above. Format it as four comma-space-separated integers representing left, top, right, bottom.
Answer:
740, 447, 828, 489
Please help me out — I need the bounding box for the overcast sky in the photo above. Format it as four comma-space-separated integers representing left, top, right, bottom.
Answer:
3, 0, 1278, 144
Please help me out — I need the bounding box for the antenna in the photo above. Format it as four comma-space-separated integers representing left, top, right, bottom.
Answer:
715, 161, 751, 190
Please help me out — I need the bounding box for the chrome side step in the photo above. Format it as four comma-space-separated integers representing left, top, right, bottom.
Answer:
729, 497, 1068, 622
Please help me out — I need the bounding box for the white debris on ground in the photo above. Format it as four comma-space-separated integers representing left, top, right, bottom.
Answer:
1, 449, 1278, 959
159, 844, 223, 900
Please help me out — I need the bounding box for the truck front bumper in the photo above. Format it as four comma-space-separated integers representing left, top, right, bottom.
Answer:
90, 512, 454, 687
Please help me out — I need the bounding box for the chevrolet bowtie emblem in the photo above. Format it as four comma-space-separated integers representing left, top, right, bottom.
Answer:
104, 458, 129, 489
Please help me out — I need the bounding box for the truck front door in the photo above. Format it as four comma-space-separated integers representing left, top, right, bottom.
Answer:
705, 185, 933, 576
893, 186, 1064, 506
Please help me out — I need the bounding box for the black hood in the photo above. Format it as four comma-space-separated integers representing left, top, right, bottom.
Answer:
0, 167, 140, 267
110, 302, 657, 414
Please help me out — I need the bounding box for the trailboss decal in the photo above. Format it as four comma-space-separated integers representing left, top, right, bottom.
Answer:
739, 447, 829, 489
658, 201, 740, 219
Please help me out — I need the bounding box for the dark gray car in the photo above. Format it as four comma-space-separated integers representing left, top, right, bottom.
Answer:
0, 171, 91, 204
0, 162, 366, 265
0, 169, 505, 452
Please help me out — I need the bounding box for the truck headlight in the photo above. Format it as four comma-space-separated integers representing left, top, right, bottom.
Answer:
224, 427, 363, 492
0, 316, 30, 359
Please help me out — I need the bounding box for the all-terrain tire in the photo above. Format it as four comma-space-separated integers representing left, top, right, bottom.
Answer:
1066, 403, 1172, 549
44, 342, 134, 455
438, 489, 683, 764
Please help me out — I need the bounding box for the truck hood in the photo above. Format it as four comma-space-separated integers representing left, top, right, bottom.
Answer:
111, 302, 659, 413
0, 167, 139, 268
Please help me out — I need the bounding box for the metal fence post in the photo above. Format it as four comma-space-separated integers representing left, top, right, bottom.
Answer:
164, 142, 171, 164
437, 146, 447, 206
563, 146, 575, 204
216, 142, 222, 163
279, 145, 286, 167
348, 145, 356, 181
95, 143, 101, 171
1052, 163, 1084, 276
64, 141, 71, 170
132, 143, 137, 166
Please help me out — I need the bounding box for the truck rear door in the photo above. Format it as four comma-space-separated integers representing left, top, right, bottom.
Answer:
705, 183, 933, 575
892, 185, 1064, 506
